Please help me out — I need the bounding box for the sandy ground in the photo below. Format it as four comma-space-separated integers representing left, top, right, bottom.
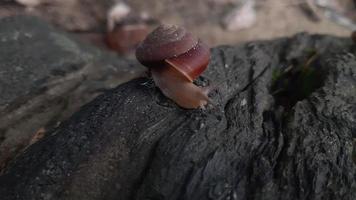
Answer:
126, 0, 353, 46
204, 0, 352, 45
0, 0, 353, 47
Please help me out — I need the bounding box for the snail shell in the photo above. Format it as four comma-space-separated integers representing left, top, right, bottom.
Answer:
135, 24, 211, 109
136, 24, 210, 82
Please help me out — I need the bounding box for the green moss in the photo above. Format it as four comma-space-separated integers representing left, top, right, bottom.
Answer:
271, 68, 282, 84
271, 49, 325, 109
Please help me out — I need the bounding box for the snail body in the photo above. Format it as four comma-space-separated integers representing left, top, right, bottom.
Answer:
151, 64, 210, 109
135, 25, 211, 109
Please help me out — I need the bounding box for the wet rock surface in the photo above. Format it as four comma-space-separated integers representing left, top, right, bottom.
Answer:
0, 15, 144, 171
0, 17, 356, 200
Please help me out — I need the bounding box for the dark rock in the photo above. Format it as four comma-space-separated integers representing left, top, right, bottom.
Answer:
0, 31, 355, 199
0, 15, 144, 171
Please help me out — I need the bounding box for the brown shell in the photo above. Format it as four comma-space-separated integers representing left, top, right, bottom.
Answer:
135, 24, 198, 66
107, 24, 150, 55
135, 24, 210, 81
165, 40, 210, 82
352, 31, 356, 43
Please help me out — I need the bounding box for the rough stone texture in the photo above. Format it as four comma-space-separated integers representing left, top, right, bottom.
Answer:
0, 23, 355, 199
0, 15, 144, 171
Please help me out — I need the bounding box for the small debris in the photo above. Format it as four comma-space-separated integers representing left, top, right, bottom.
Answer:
240, 98, 247, 106
29, 127, 46, 145
315, 0, 356, 29
107, 2, 131, 32
298, 0, 322, 21
223, 0, 256, 31
15, 0, 41, 7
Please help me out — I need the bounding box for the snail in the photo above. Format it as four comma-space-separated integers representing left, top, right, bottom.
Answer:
135, 24, 212, 109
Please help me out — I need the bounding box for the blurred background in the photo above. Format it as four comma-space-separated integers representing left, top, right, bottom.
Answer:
1, 0, 355, 55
